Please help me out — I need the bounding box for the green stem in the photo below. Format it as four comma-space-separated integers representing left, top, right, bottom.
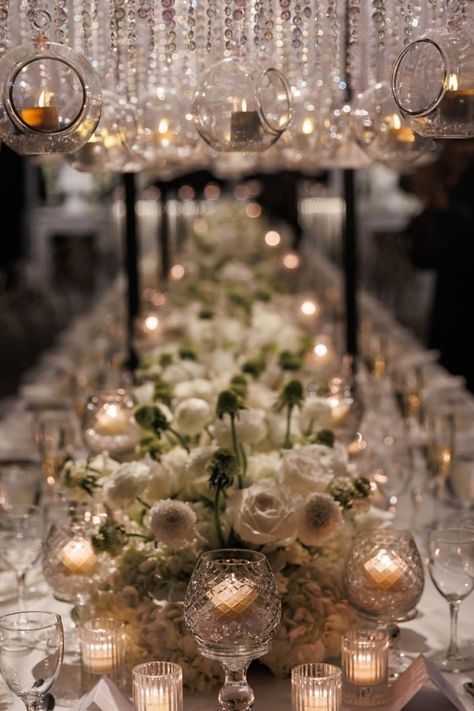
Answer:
127, 533, 154, 542
168, 427, 190, 453
230, 414, 243, 487
213, 488, 225, 547
136, 496, 151, 509
283, 404, 293, 449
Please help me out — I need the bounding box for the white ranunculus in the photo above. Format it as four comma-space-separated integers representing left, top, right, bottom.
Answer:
220, 260, 254, 284
173, 398, 212, 436
299, 397, 333, 434
265, 411, 302, 448
227, 483, 304, 545
88, 452, 121, 479
250, 306, 284, 346
162, 447, 189, 491
174, 378, 215, 403
246, 383, 277, 410
246, 453, 282, 484
204, 350, 235, 377
133, 382, 155, 405
102, 460, 151, 507
143, 455, 179, 501
213, 408, 267, 446
277, 445, 337, 496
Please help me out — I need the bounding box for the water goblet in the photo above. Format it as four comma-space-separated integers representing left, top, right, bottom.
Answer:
428, 527, 474, 672
34, 410, 77, 495
184, 549, 281, 711
0, 611, 64, 711
343, 529, 425, 676
0, 461, 43, 511
0, 506, 44, 610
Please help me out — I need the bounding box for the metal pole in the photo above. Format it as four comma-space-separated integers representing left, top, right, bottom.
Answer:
122, 172, 140, 372
342, 168, 358, 358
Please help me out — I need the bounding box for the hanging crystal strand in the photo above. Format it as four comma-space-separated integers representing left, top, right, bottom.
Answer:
109, 1, 126, 99
346, 0, 361, 96
205, 0, 216, 54
141, 0, 157, 93
0, 0, 9, 56
125, 0, 138, 105
370, 0, 386, 84
82, 0, 93, 60
231, 0, 246, 56
278, 0, 293, 79
447, 0, 466, 30
53, 0, 67, 43
253, 0, 262, 50
324, 0, 341, 98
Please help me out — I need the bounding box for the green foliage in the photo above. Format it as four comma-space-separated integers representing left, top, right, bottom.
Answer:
208, 448, 238, 492
135, 405, 169, 434
216, 389, 245, 419
278, 350, 302, 371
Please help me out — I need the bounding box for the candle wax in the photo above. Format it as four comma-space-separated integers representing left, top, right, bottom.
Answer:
95, 405, 129, 435
351, 654, 380, 685
143, 692, 171, 711
83, 643, 116, 673
208, 575, 258, 618
363, 548, 407, 591
440, 89, 474, 123
230, 110, 261, 147
20, 106, 59, 132
59, 536, 97, 575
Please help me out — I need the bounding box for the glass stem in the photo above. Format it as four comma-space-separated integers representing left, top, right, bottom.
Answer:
219, 663, 254, 711
17, 570, 27, 610
447, 601, 461, 660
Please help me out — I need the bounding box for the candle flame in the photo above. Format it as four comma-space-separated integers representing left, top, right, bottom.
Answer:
391, 114, 401, 130
105, 404, 119, 419
38, 89, 54, 107
302, 117, 314, 135
447, 73, 459, 91
314, 343, 328, 358
158, 118, 169, 134
241, 98, 248, 112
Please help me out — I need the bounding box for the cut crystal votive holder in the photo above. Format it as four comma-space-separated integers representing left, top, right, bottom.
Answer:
341, 629, 389, 706
292, 662, 342, 711
79, 617, 125, 688
132, 661, 183, 711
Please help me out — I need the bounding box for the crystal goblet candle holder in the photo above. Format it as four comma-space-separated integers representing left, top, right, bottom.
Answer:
132, 661, 183, 711
341, 629, 389, 706
79, 618, 125, 687
291, 663, 342, 711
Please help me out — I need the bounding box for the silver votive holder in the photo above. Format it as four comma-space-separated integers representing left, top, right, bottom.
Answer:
341, 629, 389, 706
132, 661, 183, 711
79, 617, 125, 688
292, 662, 342, 711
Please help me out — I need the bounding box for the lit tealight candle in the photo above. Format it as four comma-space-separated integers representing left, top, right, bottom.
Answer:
327, 395, 350, 427
385, 113, 415, 144
341, 630, 389, 706
208, 575, 258, 618
58, 536, 97, 575
95, 403, 128, 436
80, 618, 125, 679
440, 73, 474, 123
363, 548, 408, 591
230, 99, 261, 147
292, 663, 342, 711
133, 662, 183, 711
20, 89, 60, 131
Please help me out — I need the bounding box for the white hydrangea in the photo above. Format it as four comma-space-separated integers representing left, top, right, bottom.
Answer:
148, 500, 197, 549
298, 493, 344, 546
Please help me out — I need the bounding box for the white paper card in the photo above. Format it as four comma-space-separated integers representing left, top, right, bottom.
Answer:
73, 676, 133, 711
387, 655, 466, 711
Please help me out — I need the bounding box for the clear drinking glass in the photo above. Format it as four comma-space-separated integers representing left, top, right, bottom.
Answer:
184, 549, 281, 711
292, 663, 342, 711
0, 611, 64, 711
34, 410, 76, 492
0, 505, 44, 610
428, 528, 474, 672
341, 630, 389, 706
132, 661, 183, 711
0, 462, 43, 511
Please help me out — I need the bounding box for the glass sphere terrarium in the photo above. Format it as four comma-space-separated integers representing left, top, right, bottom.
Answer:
81, 388, 142, 460
192, 56, 292, 152
68, 90, 136, 173
0, 11, 101, 155
392, 27, 474, 139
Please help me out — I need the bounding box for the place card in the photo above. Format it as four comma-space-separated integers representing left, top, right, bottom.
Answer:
73, 676, 133, 711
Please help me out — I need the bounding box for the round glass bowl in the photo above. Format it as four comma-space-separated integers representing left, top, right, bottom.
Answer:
81, 388, 142, 460
392, 28, 474, 139
192, 56, 292, 152
0, 37, 102, 154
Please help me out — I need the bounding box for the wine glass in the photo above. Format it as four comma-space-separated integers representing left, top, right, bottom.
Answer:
33, 410, 77, 495
184, 549, 281, 711
428, 527, 474, 672
0, 611, 64, 711
0, 506, 44, 610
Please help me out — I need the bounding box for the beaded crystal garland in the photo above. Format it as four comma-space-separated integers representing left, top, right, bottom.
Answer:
0, 0, 472, 166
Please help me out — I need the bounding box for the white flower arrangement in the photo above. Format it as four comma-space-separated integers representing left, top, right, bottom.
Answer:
61, 201, 374, 691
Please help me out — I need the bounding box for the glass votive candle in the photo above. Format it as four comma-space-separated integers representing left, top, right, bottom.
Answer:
291, 663, 342, 711
341, 629, 389, 706
79, 617, 125, 686
132, 661, 183, 711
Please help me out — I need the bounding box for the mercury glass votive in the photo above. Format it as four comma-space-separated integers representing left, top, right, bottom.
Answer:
132, 661, 183, 711
291, 663, 342, 711
341, 629, 389, 706
79, 618, 125, 686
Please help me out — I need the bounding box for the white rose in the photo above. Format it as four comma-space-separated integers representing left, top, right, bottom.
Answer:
266, 411, 302, 448
213, 409, 267, 446
182, 446, 217, 499
174, 378, 215, 403
102, 460, 151, 507
161, 361, 204, 386
299, 398, 332, 434
173, 398, 212, 436
277, 445, 336, 496
227, 483, 304, 545
162, 447, 189, 491
88, 452, 120, 479
143, 455, 179, 501
133, 382, 155, 405
246, 453, 282, 484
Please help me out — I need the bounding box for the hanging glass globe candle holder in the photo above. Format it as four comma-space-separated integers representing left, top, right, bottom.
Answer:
0, 10, 101, 155
132, 87, 197, 164
68, 90, 136, 173
392, 26, 474, 139
192, 56, 292, 152
317, 94, 372, 170
353, 81, 438, 170
81, 388, 141, 460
